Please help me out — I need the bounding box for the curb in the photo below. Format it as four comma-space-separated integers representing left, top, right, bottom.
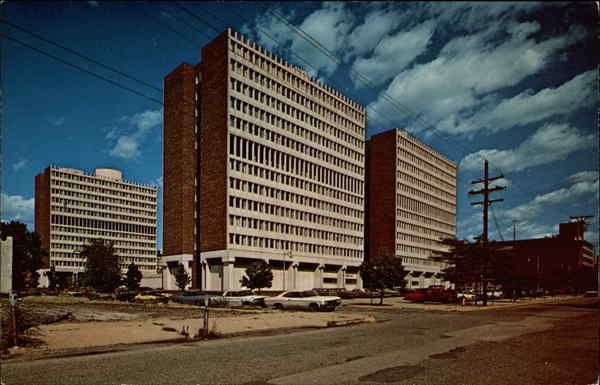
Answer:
1, 316, 376, 363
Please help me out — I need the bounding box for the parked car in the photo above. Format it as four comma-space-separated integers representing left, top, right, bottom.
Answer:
172, 290, 220, 306
584, 290, 598, 297
265, 290, 342, 311
115, 290, 137, 302
134, 291, 168, 304
404, 287, 457, 303
219, 290, 266, 307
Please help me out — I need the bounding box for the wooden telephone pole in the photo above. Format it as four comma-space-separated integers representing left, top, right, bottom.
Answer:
469, 159, 506, 305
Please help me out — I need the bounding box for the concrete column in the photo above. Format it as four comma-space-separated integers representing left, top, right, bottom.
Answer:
314, 265, 324, 289
201, 262, 208, 291
337, 266, 346, 289
356, 271, 363, 289
291, 263, 298, 290
222, 261, 234, 291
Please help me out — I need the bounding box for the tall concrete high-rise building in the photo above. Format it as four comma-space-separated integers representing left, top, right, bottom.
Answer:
35, 166, 159, 286
163, 29, 366, 291
366, 129, 457, 289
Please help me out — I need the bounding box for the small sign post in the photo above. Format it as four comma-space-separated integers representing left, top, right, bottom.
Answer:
9, 290, 17, 347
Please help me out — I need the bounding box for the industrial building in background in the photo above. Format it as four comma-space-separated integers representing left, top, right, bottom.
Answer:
163, 28, 366, 291
35, 166, 160, 287
366, 129, 457, 289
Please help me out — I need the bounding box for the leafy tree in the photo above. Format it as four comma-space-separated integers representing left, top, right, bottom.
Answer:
80, 239, 121, 292
433, 238, 514, 305
173, 263, 191, 291
46, 265, 58, 290
240, 261, 273, 292
0, 221, 46, 290
360, 253, 407, 305
125, 263, 142, 291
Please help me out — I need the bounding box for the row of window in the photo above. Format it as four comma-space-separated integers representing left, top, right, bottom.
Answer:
396, 184, 455, 212
397, 136, 456, 175
51, 197, 155, 217
51, 215, 156, 235
230, 134, 363, 196
52, 225, 156, 242
51, 205, 155, 225
51, 177, 156, 202
50, 258, 155, 271
228, 233, 362, 259
51, 170, 155, 195
50, 243, 156, 258
230, 93, 363, 162
229, 177, 363, 223
230, 114, 362, 174
396, 220, 455, 241
398, 160, 455, 192
401, 256, 446, 267
229, 159, 363, 207
229, 196, 362, 230
397, 209, 455, 232
229, 70, 363, 148
398, 172, 455, 201
397, 195, 455, 223
398, 150, 455, 185
52, 234, 155, 250
396, 233, 449, 248
230, 35, 364, 123
229, 214, 362, 245
397, 244, 437, 258
51, 188, 156, 210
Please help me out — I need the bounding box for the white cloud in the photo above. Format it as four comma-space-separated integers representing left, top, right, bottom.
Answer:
344, 7, 405, 59
368, 21, 585, 132
155, 176, 163, 189
351, 20, 436, 87
460, 123, 594, 173
12, 159, 28, 172
110, 136, 140, 159
48, 116, 65, 127
1, 193, 34, 223
109, 108, 162, 159
438, 70, 596, 135
502, 171, 598, 222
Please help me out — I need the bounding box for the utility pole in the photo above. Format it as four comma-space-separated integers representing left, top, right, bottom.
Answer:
513, 220, 517, 242
469, 159, 506, 305
469, 160, 506, 243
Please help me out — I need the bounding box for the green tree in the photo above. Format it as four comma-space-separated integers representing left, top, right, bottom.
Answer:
80, 239, 121, 292
125, 263, 142, 291
360, 253, 407, 305
173, 263, 191, 291
240, 261, 273, 292
46, 265, 58, 291
0, 221, 46, 290
433, 238, 514, 305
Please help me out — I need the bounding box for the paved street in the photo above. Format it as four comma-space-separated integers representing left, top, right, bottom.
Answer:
2, 298, 597, 385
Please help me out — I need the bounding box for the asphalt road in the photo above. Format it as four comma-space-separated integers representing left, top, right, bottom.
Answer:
2, 298, 598, 385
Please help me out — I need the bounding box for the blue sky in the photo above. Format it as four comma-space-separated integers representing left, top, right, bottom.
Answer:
2, 2, 597, 251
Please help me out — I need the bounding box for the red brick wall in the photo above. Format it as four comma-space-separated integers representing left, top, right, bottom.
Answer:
198, 31, 229, 252
366, 130, 397, 260
34, 168, 51, 267
163, 64, 197, 257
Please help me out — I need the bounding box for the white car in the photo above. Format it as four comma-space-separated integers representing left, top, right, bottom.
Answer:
219, 290, 266, 307
265, 290, 342, 311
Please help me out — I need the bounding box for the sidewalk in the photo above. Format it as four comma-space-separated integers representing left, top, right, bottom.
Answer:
6, 311, 376, 361
342, 295, 592, 312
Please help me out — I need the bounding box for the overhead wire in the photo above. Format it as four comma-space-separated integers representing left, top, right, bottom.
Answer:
1, 33, 163, 106
0, 18, 162, 93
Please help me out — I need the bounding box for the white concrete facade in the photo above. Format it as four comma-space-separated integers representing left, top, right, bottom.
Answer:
197, 30, 366, 291
395, 130, 457, 288
38, 166, 158, 281
0, 237, 13, 293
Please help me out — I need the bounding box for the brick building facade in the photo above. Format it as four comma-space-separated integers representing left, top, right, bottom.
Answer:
163, 29, 366, 291
366, 129, 457, 289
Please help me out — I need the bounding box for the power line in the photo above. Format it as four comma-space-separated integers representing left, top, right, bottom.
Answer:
0, 18, 162, 93
156, 3, 217, 41
174, 2, 221, 34
490, 205, 505, 241
1, 33, 163, 106
139, 7, 203, 48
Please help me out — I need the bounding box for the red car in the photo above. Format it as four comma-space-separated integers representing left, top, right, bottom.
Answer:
404, 287, 457, 303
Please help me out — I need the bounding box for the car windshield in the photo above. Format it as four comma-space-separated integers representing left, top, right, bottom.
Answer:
302, 290, 319, 297
228, 290, 253, 296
